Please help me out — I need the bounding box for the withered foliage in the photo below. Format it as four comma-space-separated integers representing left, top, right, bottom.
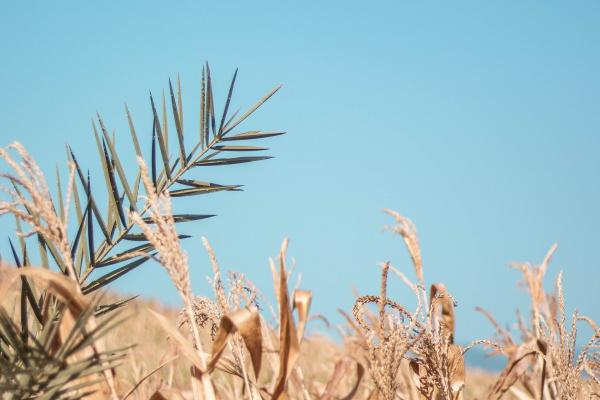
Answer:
1, 66, 598, 400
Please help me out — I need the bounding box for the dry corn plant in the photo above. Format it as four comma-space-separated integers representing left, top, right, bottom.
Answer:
0, 64, 285, 399
478, 245, 600, 399
125, 196, 365, 400
2, 61, 599, 400
126, 172, 317, 400
346, 209, 468, 400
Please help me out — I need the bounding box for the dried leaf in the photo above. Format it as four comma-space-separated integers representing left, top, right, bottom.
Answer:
207, 306, 262, 378
272, 239, 300, 400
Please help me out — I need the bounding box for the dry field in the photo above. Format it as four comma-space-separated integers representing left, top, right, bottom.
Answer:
0, 68, 598, 399
102, 294, 499, 400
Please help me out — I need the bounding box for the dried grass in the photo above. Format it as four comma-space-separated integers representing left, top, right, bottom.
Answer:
482, 246, 600, 400
0, 142, 77, 279
1, 141, 598, 400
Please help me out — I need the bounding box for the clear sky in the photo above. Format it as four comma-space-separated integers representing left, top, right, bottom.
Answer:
1, 1, 599, 344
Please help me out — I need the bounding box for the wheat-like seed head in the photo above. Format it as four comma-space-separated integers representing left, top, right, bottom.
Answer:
383, 209, 424, 287
202, 236, 228, 312
129, 158, 192, 301
485, 244, 600, 399
350, 210, 467, 400
179, 296, 221, 340
129, 158, 216, 399
0, 142, 78, 281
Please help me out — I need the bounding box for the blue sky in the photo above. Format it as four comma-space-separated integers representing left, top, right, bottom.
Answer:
1, 1, 599, 344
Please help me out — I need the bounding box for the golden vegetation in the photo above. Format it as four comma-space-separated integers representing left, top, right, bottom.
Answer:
1, 67, 598, 399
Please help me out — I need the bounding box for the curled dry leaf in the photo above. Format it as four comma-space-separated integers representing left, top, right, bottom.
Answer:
271, 238, 313, 400
0, 266, 86, 316
293, 290, 312, 344
207, 306, 262, 378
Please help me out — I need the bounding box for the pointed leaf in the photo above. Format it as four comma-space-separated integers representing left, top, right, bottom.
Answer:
92, 121, 117, 223
218, 68, 238, 136
82, 256, 154, 294
222, 84, 282, 135
9, 238, 29, 340
95, 295, 138, 317
86, 177, 96, 267
161, 90, 169, 155
141, 214, 215, 224
97, 115, 136, 209
123, 233, 191, 241
94, 242, 156, 268
206, 63, 217, 139
125, 104, 143, 159
132, 168, 141, 205
70, 166, 89, 273
55, 166, 65, 222
221, 131, 285, 141
175, 179, 242, 189
150, 93, 171, 179
68, 148, 111, 243
193, 156, 272, 166
70, 201, 90, 262
211, 145, 268, 151
151, 121, 157, 187
169, 78, 186, 165
200, 66, 207, 147
169, 185, 241, 197
101, 138, 127, 227
177, 74, 184, 131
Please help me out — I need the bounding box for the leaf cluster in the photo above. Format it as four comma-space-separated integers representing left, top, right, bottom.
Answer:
0, 63, 284, 398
